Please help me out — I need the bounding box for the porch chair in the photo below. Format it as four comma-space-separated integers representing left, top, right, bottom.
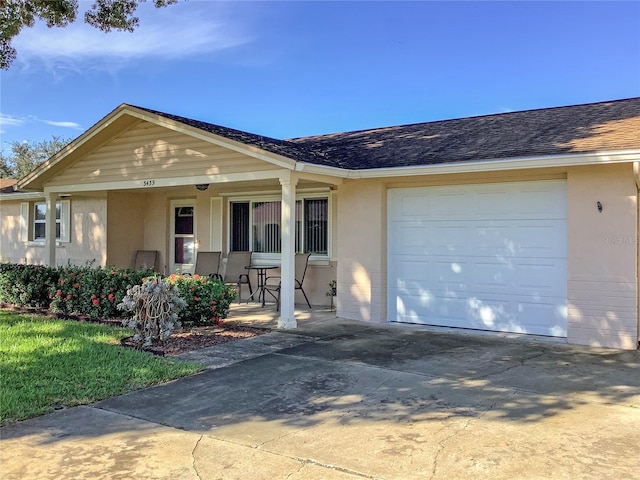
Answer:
220, 251, 253, 303
193, 251, 222, 278
264, 252, 312, 311
134, 250, 159, 272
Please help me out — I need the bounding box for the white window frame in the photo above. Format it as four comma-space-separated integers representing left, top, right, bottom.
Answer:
170, 199, 197, 275
23, 200, 70, 243
227, 193, 331, 264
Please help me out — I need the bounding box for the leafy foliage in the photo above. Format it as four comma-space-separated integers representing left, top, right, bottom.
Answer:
1, 0, 177, 69
0, 136, 70, 179
0, 263, 58, 307
48, 264, 151, 319
0, 263, 238, 331
168, 273, 238, 326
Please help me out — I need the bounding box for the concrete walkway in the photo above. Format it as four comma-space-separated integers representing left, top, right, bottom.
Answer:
2, 318, 639, 479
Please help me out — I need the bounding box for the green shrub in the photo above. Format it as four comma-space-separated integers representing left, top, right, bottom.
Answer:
167, 273, 238, 326
0, 263, 238, 324
0, 263, 58, 308
49, 264, 152, 318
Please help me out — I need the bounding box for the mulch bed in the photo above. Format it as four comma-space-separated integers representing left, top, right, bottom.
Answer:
120, 324, 270, 356
1, 304, 270, 357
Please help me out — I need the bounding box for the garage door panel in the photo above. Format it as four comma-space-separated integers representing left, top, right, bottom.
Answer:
514, 183, 567, 217
388, 180, 567, 337
473, 189, 510, 215
430, 191, 469, 216
394, 226, 431, 250
396, 293, 567, 336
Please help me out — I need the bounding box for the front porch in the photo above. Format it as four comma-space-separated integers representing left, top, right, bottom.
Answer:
224, 302, 337, 330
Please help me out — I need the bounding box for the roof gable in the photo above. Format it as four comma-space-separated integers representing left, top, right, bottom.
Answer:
44, 120, 285, 189
18, 104, 331, 191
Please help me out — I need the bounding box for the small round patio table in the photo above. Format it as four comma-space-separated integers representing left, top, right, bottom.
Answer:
244, 265, 279, 307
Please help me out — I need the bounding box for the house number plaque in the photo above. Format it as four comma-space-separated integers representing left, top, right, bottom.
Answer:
142, 180, 156, 187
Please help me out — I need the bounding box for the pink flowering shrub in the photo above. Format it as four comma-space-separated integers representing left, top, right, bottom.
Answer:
167, 274, 238, 326
48, 264, 151, 318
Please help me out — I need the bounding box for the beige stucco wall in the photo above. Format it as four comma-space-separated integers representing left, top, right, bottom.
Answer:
336, 180, 387, 322
106, 192, 145, 268
144, 191, 171, 273
337, 166, 638, 350
0, 196, 107, 266
566, 163, 638, 349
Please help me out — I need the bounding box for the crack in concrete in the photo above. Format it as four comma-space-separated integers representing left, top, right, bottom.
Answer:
285, 455, 375, 479
429, 417, 473, 480
474, 352, 546, 381
191, 435, 204, 480
284, 461, 306, 479
214, 434, 375, 480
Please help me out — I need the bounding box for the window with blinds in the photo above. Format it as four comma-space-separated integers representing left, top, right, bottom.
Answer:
230, 197, 328, 255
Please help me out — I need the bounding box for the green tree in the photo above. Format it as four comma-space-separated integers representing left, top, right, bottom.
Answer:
1, 0, 177, 69
0, 136, 70, 179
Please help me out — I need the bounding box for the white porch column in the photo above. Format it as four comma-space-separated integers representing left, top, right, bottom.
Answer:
278, 173, 298, 329
45, 193, 58, 266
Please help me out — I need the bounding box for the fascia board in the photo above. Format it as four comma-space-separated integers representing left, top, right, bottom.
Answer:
0, 192, 45, 201
343, 150, 640, 178
294, 163, 350, 178
41, 169, 288, 194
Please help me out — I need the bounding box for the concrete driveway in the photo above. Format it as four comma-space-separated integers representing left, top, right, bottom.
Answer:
1, 319, 639, 479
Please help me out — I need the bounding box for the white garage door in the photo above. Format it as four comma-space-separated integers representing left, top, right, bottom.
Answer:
388, 180, 567, 337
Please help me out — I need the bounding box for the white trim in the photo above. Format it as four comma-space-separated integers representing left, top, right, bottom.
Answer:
26, 199, 70, 244
278, 173, 298, 328
210, 197, 223, 251
42, 170, 287, 194
20, 202, 29, 241
296, 150, 640, 179
219, 187, 331, 197
170, 199, 196, 274
0, 192, 47, 201
226, 193, 331, 259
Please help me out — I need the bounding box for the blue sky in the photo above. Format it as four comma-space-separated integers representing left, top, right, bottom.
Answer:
1, 1, 639, 154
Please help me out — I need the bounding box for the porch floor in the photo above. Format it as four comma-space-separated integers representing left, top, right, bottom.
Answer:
223, 301, 337, 329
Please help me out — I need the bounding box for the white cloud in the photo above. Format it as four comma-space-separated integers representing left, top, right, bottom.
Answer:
41, 120, 83, 129
0, 113, 26, 128
13, 3, 251, 72
0, 113, 82, 135
0, 114, 26, 134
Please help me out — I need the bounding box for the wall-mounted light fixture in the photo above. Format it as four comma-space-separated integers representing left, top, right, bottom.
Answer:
597, 201, 603, 213
195, 184, 209, 191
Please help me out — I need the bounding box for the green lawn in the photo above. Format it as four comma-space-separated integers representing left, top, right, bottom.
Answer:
0, 310, 204, 426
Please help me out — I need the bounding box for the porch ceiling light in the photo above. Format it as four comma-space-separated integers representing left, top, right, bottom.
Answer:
195, 184, 209, 191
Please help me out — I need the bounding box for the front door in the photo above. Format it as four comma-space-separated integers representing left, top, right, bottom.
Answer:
171, 201, 196, 274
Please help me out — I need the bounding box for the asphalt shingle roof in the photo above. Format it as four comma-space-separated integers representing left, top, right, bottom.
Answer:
134, 106, 337, 167
137, 98, 640, 171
